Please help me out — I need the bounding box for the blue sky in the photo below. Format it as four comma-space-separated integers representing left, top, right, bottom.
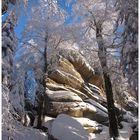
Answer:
58, 0, 76, 24
14, 15, 27, 39
14, 1, 38, 39
9, 0, 74, 59
2, 0, 74, 40
2, 0, 123, 52
2, 1, 39, 39
2, 13, 26, 40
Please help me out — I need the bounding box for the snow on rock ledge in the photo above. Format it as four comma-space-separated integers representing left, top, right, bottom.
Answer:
2, 123, 48, 140
49, 114, 92, 140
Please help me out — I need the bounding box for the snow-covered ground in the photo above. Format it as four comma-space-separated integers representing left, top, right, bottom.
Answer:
88, 121, 133, 140
46, 114, 136, 140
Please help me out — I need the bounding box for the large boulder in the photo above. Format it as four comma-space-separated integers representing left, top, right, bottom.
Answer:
48, 114, 91, 140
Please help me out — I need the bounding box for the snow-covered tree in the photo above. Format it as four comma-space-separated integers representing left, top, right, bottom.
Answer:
2, 10, 17, 86
2, 1, 24, 137
72, 0, 120, 138
15, 0, 69, 128
115, 0, 138, 98
2, 0, 29, 14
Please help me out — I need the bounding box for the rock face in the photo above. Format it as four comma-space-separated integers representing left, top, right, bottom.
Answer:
47, 49, 104, 93
42, 48, 108, 125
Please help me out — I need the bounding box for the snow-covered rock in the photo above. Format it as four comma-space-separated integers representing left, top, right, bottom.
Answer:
47, 48, 104, 98
44, 101, 96, 117
46, 82, 88, 100
86, 99, 108, 113
49, 114, 91, 140
123, 111, 137, 123
89, 121, 133, 140
42, 48, 109, 126
88, 83, 104, 96
2, 124, 48, 140
72, 117, 103, 133
119, 91, 138, 114
84, 99, 108, 123
89, 125, 109, 140
118, 122, 133, 140
46, 90, 83, 102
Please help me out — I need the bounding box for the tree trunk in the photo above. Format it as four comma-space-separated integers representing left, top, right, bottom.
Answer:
37, 39, 48, 129
96, 24, 119, 138
103, 73, 119, 138
37, 94, 44, 128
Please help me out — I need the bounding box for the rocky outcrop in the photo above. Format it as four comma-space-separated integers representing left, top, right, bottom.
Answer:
47, 49, 104, 93
40, 48, 137, 140
43, 48, 107, 123
44, 100, 108, 122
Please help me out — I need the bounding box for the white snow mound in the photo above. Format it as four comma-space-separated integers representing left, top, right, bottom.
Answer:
50, 114, 91, 140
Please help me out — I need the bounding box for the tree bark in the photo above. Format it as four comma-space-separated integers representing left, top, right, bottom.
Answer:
37, 94, 45, 128
103, 73, 119, 138
37, 37, 48, 129
96, 24, 119, 138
